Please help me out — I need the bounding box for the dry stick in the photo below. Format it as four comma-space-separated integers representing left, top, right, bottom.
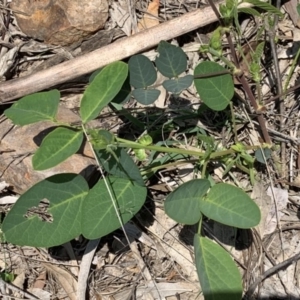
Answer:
267, 5, 287, 289
77, 239, 100, 300
0, 2, 253, 103
268, 1, 286, 176
265, 82, 300, 104
239, 75, 272, 144
245, 251, 300, 299
207, 0, 271, 144
0, 278, 39, 299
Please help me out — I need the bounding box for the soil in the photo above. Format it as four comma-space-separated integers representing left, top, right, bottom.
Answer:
0, 0, 300, 299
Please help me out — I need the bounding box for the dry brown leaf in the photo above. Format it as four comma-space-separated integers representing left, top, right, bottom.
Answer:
28, 288, 51, 300
284, 0, 300, 28
43, 262, 77, 300
9, 270, 25, 299
265, 186, 288, 235
251, 182, 272, 238
137, 0, 160, 31
12, 270, 25, 290
32, 271, 46, 289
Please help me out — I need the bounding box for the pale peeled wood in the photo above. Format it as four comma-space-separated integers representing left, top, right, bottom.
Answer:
0, 2, 252, 103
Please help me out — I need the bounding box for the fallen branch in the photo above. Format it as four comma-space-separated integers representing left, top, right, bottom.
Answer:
0, 2, 251, 102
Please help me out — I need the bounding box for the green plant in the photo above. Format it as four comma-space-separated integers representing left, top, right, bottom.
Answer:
0, 271, 14, 283
2, 37, 266, 299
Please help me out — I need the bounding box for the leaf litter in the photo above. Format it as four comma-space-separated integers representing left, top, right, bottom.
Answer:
1, 0, 300, 298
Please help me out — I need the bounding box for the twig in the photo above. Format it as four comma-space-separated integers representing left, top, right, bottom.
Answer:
245, 251, 300, 298
239, 75, 272, 144
0, 1, 255, 102
130, 241, 160, 299
235, 113, 300, 144
207, 0, 272, 144
77, 239, 101, 300
266, 4, 286, 280
265, 82, 300, 104
267, 1, 285, 174
0, 278, 39, 299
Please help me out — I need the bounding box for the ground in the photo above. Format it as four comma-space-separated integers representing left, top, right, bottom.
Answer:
0, 0, 300, 299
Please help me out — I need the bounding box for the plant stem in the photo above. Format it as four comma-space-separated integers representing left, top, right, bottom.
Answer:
198, 215, 203, 235
284, 47, 300, 93
237, 75, 272, 144
141, 159, 199, 175
194, 69, 231, 79
230, 102, 238, 143
265, 82, 300, 104
208, 48, 237, 70
117, 138, 225, 157
116, 137, 261, 160
201, 160, 209, 178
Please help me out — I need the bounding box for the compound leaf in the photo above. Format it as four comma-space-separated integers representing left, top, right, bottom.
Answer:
82, 177, 147, 239
132, 88, 160, 105
155, 41, 187, 78
194, 61, 234, 111
80, 62, 128, 123
95, 147, 145, 186
4, 90, 60, 125
194, 234, 242, 300
32, 127, 83, 170
2, 174, 89, 247
129, 55, 157, 88
163, 75, 193, 94
199, 183, 261, 228
237, 7, 260, 16
164, 179, 210, 225
242, 0, 283, 16
255, 148, 271, 164
111, 76, 131, 104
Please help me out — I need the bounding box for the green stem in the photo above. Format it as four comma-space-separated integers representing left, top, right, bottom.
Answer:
116, 137, 234, 158
208, 47, 237, 71
197, 215, 203, 235
116, 137, 261, 160
201, 160, 209, 178
230, 102, 237, 143
141, 159, 199, 176
284, 46, 300, 94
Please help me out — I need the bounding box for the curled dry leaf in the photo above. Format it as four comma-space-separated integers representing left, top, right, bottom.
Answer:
10, 0, 109, 45
43, 262, 77, 300
265, 186, 288, 235
137, 0, 160, 31
28, 271, 51, 300
32, 271, 47, 289
284, 0, 300, 28
251, 182, 272, 238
